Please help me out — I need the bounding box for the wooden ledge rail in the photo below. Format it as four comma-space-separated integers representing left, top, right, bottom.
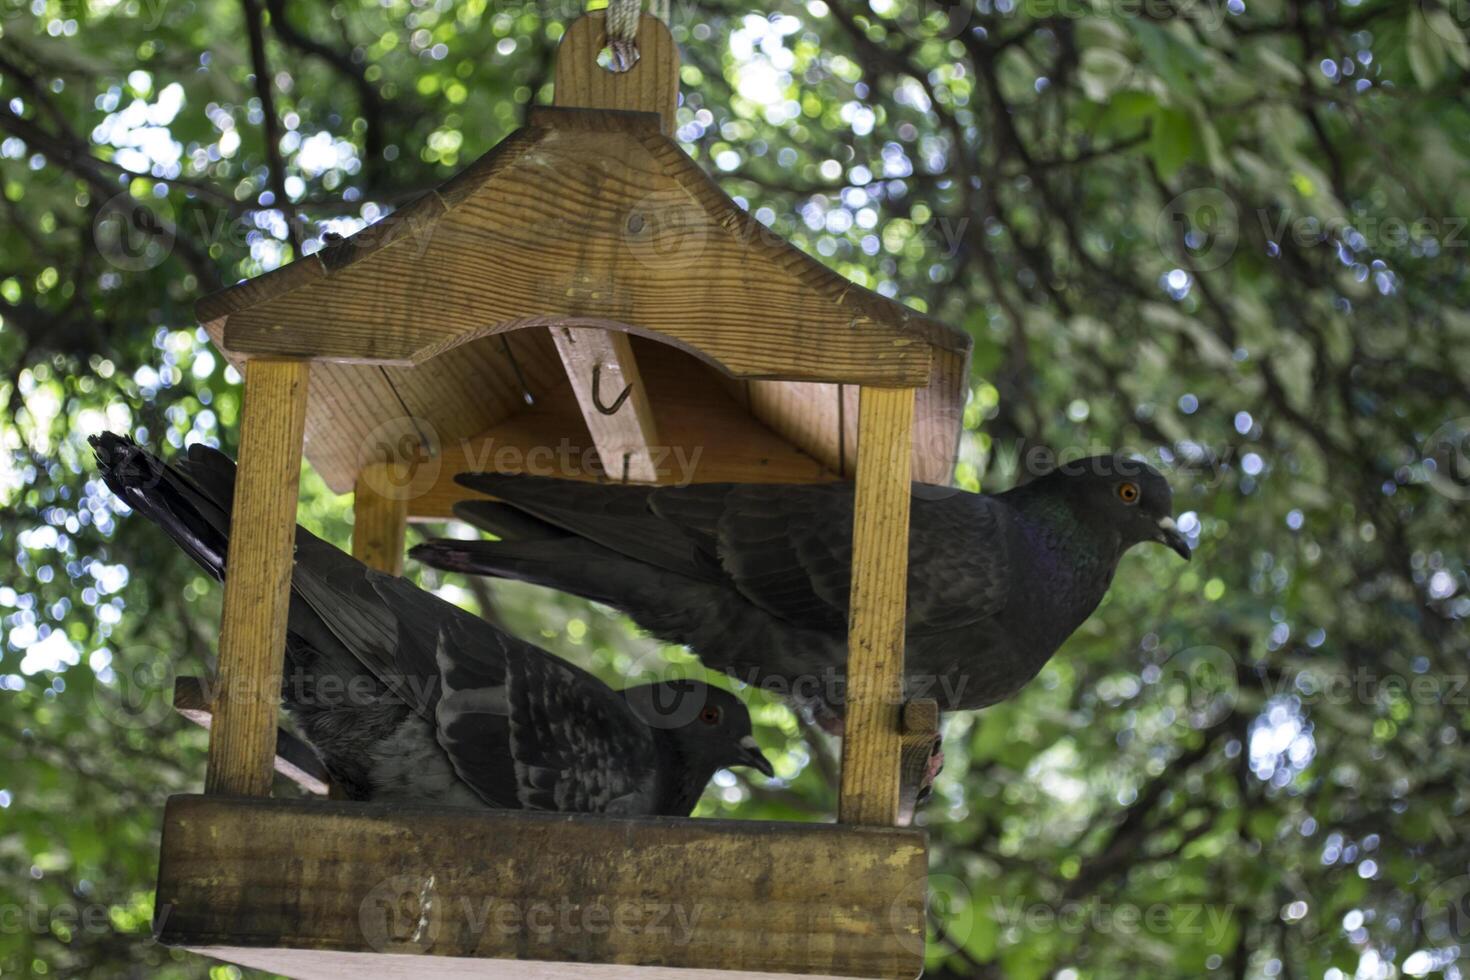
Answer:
155, 794, 928, 978
174, 677, 330, 796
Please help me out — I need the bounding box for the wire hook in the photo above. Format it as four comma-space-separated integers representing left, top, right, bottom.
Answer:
591, 363, 633, 416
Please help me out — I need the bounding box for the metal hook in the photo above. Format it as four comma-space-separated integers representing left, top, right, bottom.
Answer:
591, 363, 633, 416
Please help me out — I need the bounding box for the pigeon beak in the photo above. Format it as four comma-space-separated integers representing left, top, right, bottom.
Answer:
1155, 516, 1192, 561
737, 735, 775, 778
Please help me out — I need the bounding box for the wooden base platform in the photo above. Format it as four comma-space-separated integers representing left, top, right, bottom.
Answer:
155, 795, 928, 979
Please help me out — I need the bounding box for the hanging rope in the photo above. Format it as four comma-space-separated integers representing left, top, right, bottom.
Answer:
605, 0, 641, 71
603, 0, 669, 72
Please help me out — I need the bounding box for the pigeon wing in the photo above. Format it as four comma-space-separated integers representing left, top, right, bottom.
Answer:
661, 483, 1012, 635
500, 642, 661, 813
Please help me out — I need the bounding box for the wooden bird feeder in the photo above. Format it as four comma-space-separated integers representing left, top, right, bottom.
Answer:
156, 12, 971, 979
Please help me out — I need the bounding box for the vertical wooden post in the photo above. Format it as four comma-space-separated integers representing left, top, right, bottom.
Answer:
839, 385, 916, 826
352, 462, 409, 575
205, 358, 310, 797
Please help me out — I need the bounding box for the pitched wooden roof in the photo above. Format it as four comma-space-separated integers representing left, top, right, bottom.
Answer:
197, 13, 972, 508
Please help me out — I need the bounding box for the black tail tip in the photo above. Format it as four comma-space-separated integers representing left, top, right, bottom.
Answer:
89, 432, 156, 485
89, 431, 135, 467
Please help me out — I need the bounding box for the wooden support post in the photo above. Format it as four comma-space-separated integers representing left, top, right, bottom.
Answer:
351, 462, 409, 575
839, 385, 916, 827
205, 358, 310, 798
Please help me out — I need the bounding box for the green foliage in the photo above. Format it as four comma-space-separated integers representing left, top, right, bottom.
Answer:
1, 0, 1468, 977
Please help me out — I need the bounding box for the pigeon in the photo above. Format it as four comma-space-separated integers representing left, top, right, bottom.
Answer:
91, 433, 773, 817
410, 455, 1192, 730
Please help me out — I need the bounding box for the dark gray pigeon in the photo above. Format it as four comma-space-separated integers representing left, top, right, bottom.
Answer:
91, 433, 772, 816
410, 455, 1191, 730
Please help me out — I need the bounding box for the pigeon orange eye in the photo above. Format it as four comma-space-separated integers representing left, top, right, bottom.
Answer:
1117, 482, 1140, 504
699, 706, 721, 725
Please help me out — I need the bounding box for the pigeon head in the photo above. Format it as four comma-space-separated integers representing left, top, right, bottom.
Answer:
622, 679, 775, 778
1036, 455, 1191, 561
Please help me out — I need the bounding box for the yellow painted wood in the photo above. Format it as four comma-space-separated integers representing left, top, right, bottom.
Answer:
838, 386, 916, 827
205, 359, 310, 798
155, 794, 928, 979
352, 462, 410, 575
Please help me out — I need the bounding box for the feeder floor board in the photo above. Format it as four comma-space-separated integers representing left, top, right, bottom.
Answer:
155, 795, 927, 980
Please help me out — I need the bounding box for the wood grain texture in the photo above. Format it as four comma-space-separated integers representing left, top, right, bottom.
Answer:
201, 323, 566, 494
155, 794, 927, 979
352, 463, 410, 575
205, 359, 310, 798
554, 12, 678, 130
193, 11, 969, 507
408, 339, 838, 518
838, 387, 916, 827
552, 327, 662, 484
212, 108, 950, 387
748, 343, 968, 488
174, 677, 330, 796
